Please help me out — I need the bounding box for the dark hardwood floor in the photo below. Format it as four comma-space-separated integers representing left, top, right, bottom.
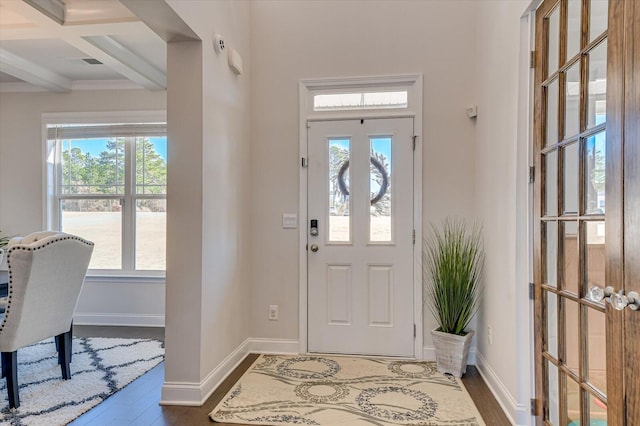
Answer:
69, 326, 512, 426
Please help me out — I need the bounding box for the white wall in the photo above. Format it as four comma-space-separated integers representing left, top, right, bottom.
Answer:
474, 1, 531, 424
249, 0, 478, 349
161, 0, 252, 404
0, 89, 167, 326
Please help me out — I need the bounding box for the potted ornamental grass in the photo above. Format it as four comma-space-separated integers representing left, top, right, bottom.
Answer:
423, 218, 484, 377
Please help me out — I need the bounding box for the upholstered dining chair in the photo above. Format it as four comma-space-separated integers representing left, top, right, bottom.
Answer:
0, 232, 93, 409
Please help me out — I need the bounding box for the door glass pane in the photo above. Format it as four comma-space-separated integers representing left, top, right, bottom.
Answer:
588, 40, 607, 129
589, 0, 608, 42
567, 0, 582, 60
548, 360, 560, 425
546, 221, 559, 287
567, 377, 582, 425
136, 199, 166, 270
563, 142, 579, 215
587, 307, 607, 393
589, 393, 608, 424
547, 79, 560, 147
547, 290, 559, 358
546, 150, 558, 216
61, 199, 122, 269
329, 138, 351, 242
565, 63, 581, 139
585, 132, 606, 214
369, 137, 392, 242
565, 298, 580, 376
136, 137, 167, 195
563, 221, 579, 294
586, 221, 606, 290
548, 6, 560, 75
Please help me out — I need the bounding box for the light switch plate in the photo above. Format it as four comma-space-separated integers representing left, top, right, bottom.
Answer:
282, 213, 297, 229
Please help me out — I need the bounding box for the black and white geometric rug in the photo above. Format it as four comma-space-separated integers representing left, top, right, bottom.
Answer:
0, 337, 164, 425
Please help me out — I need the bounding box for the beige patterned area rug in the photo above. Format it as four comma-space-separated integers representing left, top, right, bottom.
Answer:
210, 354, 485, 425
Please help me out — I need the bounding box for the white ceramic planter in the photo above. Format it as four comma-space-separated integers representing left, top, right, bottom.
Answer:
431, 328, 474, 377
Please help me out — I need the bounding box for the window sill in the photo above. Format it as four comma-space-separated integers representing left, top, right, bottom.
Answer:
85, 274, 165, 284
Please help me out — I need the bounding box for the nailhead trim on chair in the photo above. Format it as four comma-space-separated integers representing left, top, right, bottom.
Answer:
0, 235, 94, 334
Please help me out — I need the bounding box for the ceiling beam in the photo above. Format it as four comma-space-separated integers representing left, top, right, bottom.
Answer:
1, 0, 166, 91
82, 35, 166, 90
119, 0, 199, 43
0, 21, 154, 41
0, 48, 71, 92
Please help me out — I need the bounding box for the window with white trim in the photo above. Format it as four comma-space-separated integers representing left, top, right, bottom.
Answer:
313, 90, 408, 111
46, 120, 167, 275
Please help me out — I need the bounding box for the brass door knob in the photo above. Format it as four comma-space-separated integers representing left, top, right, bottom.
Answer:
310, 244, 319, 252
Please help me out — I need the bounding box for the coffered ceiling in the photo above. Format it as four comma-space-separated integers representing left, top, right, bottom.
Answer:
0, 0, 167, 92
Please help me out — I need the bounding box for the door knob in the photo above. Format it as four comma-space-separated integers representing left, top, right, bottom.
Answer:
588, 285, 640, 311
310, 244, 319, 252
610, 291, 640, 311
587, 285, 615, 303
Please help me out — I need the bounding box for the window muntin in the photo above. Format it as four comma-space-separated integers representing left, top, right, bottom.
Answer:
48, 122, 167, 274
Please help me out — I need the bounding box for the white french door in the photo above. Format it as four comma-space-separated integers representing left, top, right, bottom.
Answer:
307, 117, 415, 357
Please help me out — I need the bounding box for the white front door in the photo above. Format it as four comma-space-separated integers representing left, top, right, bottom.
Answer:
307, 117, 415, 357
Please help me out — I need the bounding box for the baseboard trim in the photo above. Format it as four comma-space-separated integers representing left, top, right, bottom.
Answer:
73, 313, 165, 327
246, 338, 300, 354
160, 338, 252, 406
423, 346, 477, 364
475, 351, 528, 425
159, 337, 301, 406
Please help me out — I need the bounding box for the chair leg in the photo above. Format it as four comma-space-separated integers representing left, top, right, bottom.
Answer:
56, 322, 73, 365
57, 330, 72, 380
1, 351, 19, 408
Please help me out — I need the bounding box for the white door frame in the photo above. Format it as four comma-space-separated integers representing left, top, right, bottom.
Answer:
298, 74, 424, 358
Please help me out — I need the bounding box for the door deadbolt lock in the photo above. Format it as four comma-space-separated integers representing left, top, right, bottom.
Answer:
310, 219, 319, 236
310, 244, 319, 252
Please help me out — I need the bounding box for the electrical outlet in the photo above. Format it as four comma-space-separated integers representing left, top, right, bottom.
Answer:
487, 325, 493, 345
269, 305, 279, 321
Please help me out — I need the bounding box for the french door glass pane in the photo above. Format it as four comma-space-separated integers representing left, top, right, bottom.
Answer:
589, 0, 608, 42
546, 221, 559, 287
547, 79, 560, 147
567, 377, 581, 425
588, 40, 608, 129
546, 150, 558, 216
585, 132, 606, 214
547, 290, 559, 358
567, 0, 582, 60
587, 307, 607, 393
328, 138, 351, 242
548, 360, 560, 425
586, 221, 606, 290
548, 6, 560, 75
565, 298, 580, 376
61, 199, 122, 269
563, 221, 579, 294
369, 137, 392, 242
564, 142, 579, 214
135, 199, 166, 270
565, 63, 581, 139
589, 393, 608, 424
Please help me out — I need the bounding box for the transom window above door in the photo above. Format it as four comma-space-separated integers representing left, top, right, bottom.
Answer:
313, 90, 408, 111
